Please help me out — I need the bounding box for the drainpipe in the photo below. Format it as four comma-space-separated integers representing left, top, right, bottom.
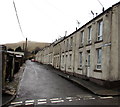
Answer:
73, 34, 76, 76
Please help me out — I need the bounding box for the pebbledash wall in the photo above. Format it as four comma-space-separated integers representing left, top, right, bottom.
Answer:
36, 2, 120, 88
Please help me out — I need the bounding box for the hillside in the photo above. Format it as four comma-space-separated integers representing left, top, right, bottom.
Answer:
4, 41, 50, 51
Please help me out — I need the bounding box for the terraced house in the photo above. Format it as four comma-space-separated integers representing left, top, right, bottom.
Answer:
36, 2, 120, 88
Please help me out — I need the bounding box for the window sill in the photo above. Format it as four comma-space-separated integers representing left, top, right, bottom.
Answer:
79, 46, 84, 49
94, 40, 103, 44
85, 65, 90, 67
94, 69, 102, 72
86, 43, 92, 46
69, 49, 72, 51
78, 68, 83, 70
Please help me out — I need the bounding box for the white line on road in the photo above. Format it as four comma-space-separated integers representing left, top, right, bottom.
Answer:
75, 98, 81, 101
88, 97, 96, 100
25, 100, 34, 103
11, 101, 23, 105
38, 102, 47, 104
51, 100, 64, 103
38, 99, 47, 101
99, 96, 113, 99
66, 97, 73, 99
25, 102, 34, 105
50, 98, 62, 100
68, 99, 73, 102
9, 104, 22, 107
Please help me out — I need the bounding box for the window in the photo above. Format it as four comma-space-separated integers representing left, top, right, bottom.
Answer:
66, 55, 68, 62
62, 55, 64, 63
96, 48, 102, 69
57, 57, 60, 67
69, 54, 72, 66
66, 39, 69, 50
51, 55, 52, 63
87, 51, 90, 67
97, 20, 103, 41
63, 41, 65, 52
49, 56, 50, 63
88, 26, 92, 44
70, 37, 73, 48
79, 52, 82, 67
81, 31, 84, 45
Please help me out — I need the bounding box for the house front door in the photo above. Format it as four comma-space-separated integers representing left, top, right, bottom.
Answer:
86, 51, 90, 77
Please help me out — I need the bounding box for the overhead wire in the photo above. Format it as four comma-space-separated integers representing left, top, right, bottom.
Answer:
97, 0, 104, 8
13, 0, 26, 39
30, 0, 80, 40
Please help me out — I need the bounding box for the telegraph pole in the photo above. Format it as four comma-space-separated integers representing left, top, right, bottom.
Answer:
23, 43, 24, 51
24, 38, 27, 60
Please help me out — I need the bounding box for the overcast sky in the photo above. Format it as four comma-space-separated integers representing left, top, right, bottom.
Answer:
0, 0, 119, 44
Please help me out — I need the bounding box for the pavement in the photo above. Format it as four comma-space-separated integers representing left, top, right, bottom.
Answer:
2, 64, 25, 107
46, 65, 120, 96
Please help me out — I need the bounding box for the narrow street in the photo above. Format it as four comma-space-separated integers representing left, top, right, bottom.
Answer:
9, 60, 120, 106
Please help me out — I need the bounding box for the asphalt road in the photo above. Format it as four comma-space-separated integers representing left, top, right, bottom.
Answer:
9, 60, 120, 106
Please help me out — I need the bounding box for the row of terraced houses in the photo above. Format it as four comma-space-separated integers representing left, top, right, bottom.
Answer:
35, 2, 120, 88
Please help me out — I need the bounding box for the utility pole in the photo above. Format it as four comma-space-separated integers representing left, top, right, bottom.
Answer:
24, 38, 27, 60
23, 43, 24, 51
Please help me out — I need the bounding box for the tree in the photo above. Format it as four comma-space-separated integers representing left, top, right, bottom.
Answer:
8, 48, 14, 51
32, 47, 41, 54
15, 46, 23, 52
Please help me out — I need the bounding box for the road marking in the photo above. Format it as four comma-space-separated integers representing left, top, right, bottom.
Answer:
50, 97, 64, 103
50, 98, 62, 100
9, 103, 22, 107
66, 97, 73, 99
38, 99, 47, 101
51, 100, 64, 103
37, 99, 47, 105
88, 97, 95, 100
99, 96, 113, 99
82, 95, 94, 100
10, 95, 97, 106
25, 102, 34, 105
25, 100, 34, 105
75, 98, 81, 101
9, 104, 22, 107
68, 99, 73, 102
38, 102, 47, 104
25, 100, 34, 103
11, 101, 23, 105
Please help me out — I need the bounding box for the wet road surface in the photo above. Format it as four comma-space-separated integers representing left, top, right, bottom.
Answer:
9, 60, 120, 106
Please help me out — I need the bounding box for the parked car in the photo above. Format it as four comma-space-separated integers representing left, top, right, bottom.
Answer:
31, 59, 35, 62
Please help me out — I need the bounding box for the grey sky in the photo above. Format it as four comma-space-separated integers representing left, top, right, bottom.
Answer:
0, 0, 119, 44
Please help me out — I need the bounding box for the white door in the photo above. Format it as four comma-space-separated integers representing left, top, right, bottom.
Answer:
86, 51, 90, 77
